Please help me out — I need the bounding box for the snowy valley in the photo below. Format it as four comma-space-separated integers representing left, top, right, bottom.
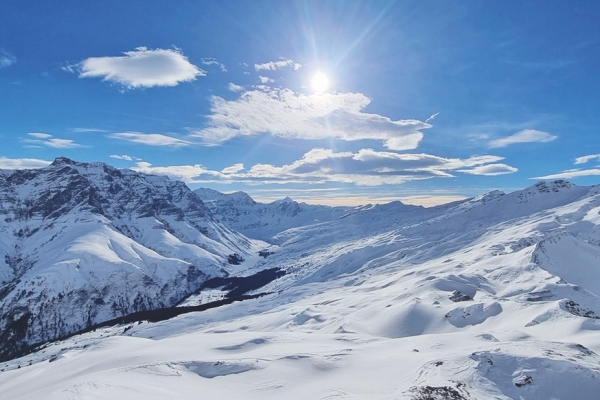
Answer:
1, 160, 600, 399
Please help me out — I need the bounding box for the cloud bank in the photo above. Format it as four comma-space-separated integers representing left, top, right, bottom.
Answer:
132, 147, 516, 186
191, 87, 430, 150
0, 157, 51, 169
69, 47, 205, 88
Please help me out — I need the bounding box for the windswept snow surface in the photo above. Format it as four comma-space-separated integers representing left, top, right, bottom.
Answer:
3, 179, 600, 398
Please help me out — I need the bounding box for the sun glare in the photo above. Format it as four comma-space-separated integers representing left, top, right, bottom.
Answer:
311, 72, 329, 92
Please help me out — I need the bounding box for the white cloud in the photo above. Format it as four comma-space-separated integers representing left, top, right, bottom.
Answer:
133, 148, 514, 186
0, 157, 51, 169
132, 162, 216, 181
458, 163, 518, 176
45, 139, 82, 148
111, 132, 191, 147
201, 58, 227, 72
532, 169, 600, 180
575, 154, 600, 165
68, 47, 205, 89
425, 112, 439, 123
0, 49, 16, 68
221, 163, 244, 174
28, 132, 52, 139
110, 154, 141, 161
259, 76, 274, 83
228, 83, 244, 92
190, 87, 431, 150
531, 154, 600, 180
489, 129, 557, 148
254, 58, 301, 71
24, 132, 82, 148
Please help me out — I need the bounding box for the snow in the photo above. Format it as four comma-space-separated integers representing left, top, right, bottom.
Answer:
0, 158, 265, 350
194, 187, 354, 240
2, 175, 600, 398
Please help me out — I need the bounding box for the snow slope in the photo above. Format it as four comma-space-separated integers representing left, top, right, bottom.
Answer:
0, 158, 263, 359
2, 179, 600, 398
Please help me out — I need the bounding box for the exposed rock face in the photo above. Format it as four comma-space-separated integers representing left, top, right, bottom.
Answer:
0, 158, 255, 360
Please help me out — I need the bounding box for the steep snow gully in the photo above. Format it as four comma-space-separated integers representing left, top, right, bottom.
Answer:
1, 159, 600, 399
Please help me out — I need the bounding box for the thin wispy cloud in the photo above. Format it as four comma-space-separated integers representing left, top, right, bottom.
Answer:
201, 57, 227, 72
23, 132, 82, 148
425, 112, 439, 123
254, 58, 301, 71
28, 132, 52, 139
0, 49, 16, 68
458, 163, 518, 176
71, 128, 108, 133
453, 117, 559, 148
66, 47, 205, 89
110, 154, 140, 161
110, 132, 191, 147
575, 154, 600, 165
503, 58, 576, 70
533, 153, 600, 180
190, 87, 431, 150
132, 147, 515, 186
489, 129, 557, 148
0, 157, 51, 169
533, 169, 600, 180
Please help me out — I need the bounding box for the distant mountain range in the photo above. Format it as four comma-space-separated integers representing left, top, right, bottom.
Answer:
194, 187, 353, 240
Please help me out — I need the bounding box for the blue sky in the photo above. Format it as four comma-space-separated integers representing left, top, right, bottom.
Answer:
1, 1, 599, 206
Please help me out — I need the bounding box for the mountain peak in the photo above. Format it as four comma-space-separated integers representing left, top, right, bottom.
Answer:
273, 196, 294, 204
532, 179, 574, 193
50, 156, 74, 166
227, 191, 255, 205
194, 188, 256, 206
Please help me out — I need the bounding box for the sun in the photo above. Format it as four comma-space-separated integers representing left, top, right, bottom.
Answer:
311, 72, 330, 92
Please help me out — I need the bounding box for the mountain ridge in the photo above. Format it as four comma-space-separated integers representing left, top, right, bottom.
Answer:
0, 157, 262, 360
194, 187, 356, 240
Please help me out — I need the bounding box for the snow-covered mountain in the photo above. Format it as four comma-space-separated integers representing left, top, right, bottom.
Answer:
194, 187, 354, 240
0, 157, 262, 360
2, 177, 600, 399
